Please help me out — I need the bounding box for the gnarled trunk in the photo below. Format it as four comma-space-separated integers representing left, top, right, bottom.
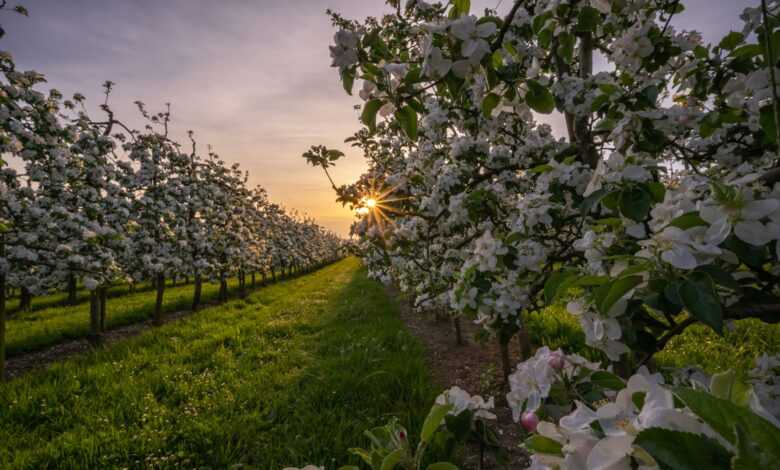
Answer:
219, 272, 228, 302
67, 273, 78, 305
0, 270, 6, 380
192, 274, 203, 311
153, 273, 165, 325
88, 289, 102, 344
454, 316, 464, 346
19, 286, 31, 312
99, 286, 107, 331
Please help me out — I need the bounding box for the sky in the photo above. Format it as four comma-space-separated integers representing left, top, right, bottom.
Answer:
2, 0, 754, 236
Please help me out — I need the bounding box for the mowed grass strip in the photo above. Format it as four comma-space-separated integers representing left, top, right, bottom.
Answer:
0, 258, 436, 469
6, 275, 250, 356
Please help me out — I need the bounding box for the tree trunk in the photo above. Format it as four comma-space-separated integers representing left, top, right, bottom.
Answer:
271, 268, 276, 283
239, 270, 246, 298
129, 282, 136, 294
517, 320, 532, 360
154, 273, 165, 325
499, 334, 512, 386
67, 273, 78, 305
454, 316, 464, 346
171, 276, 177, 287
19, 287, 31, 312
88, 290, 101, 344
99, 287, 107, 331
261, 271, 267, 286
192, 274, 203, 311
251, 272, 256, 287
219, 272, 228, 302
0, 271, 6, 381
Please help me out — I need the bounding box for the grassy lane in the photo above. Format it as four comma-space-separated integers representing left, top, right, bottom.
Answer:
0, 258, 436, 469
6, 276, 249, 356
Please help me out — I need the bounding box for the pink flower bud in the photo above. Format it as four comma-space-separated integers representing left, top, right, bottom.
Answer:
521, 412, 539, 433
547, 353, 564, 370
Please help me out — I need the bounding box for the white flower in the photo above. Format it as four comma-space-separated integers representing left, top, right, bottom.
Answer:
591, 0, 612, 14
84, 277, 99, 290
700, 197, 780, 247
435, 386, 497, 420
449, 15, 495, 62
422, 45, 452, 79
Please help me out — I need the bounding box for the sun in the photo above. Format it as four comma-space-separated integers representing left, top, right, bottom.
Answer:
365, 198, 377, 208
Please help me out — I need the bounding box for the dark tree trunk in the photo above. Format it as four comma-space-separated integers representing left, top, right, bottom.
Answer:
0, 270, 6, 381
219, 272, 228, 302
192, 274, 203, 311
99, 287, 107, 331
454, 316, 464, 346
271, 268, 276, 283
154, 273, 165, 325
171, 276, 177, 287
88, 289, 102, 344
517, 320, 532, 360
129, 282, 136, 294
238, 270, 246, 298
251, 272, 256, 287
499, 333, 513, 386
67, 273, 78, 305
261, 271, 267, 286
19, 287, 31, 312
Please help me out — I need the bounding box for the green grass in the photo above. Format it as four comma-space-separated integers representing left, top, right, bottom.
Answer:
6, 276, 251, 356
0, 258, 436, 469
524, 305, 780, 375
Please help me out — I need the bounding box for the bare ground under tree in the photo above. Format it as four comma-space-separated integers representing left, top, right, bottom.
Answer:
388, 284, 531, 469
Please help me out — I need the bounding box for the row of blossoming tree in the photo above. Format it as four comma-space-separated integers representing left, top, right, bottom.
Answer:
0, 4, 344, 379
305, 0, 780, 468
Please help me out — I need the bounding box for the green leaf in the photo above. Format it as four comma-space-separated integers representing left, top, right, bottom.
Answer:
733, 423, 775, 469
556, 32, 575, 63
525, 80, 555, 114
340, 68, 356, 95
760, 104, 777, 143
482, 93, 501, 118
668, 212, 707, 230
395, 106, 418, 140
427, 463, 459, 470
674, 388, 780, 459
524, 435, 563, 456
361, 99, 384, 132
619, 187, 652, 222
635, 428, 731, 470
679, 278, 723, 334
646, 181, 666, 203
421, 403, 452, 444
453, 0, 470, 16
590, 371, 626, 391
338, 467, 360, 470
544, 271, 576, 303
381, 448, 404, 470
710, 369, 752, 406
595, 275, 643, 315
579, 189, 608, 214
718, 31, 744, 51
575, 6, 601, 32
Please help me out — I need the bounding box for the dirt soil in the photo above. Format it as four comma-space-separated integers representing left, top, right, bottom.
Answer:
389, 284, 531, 469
